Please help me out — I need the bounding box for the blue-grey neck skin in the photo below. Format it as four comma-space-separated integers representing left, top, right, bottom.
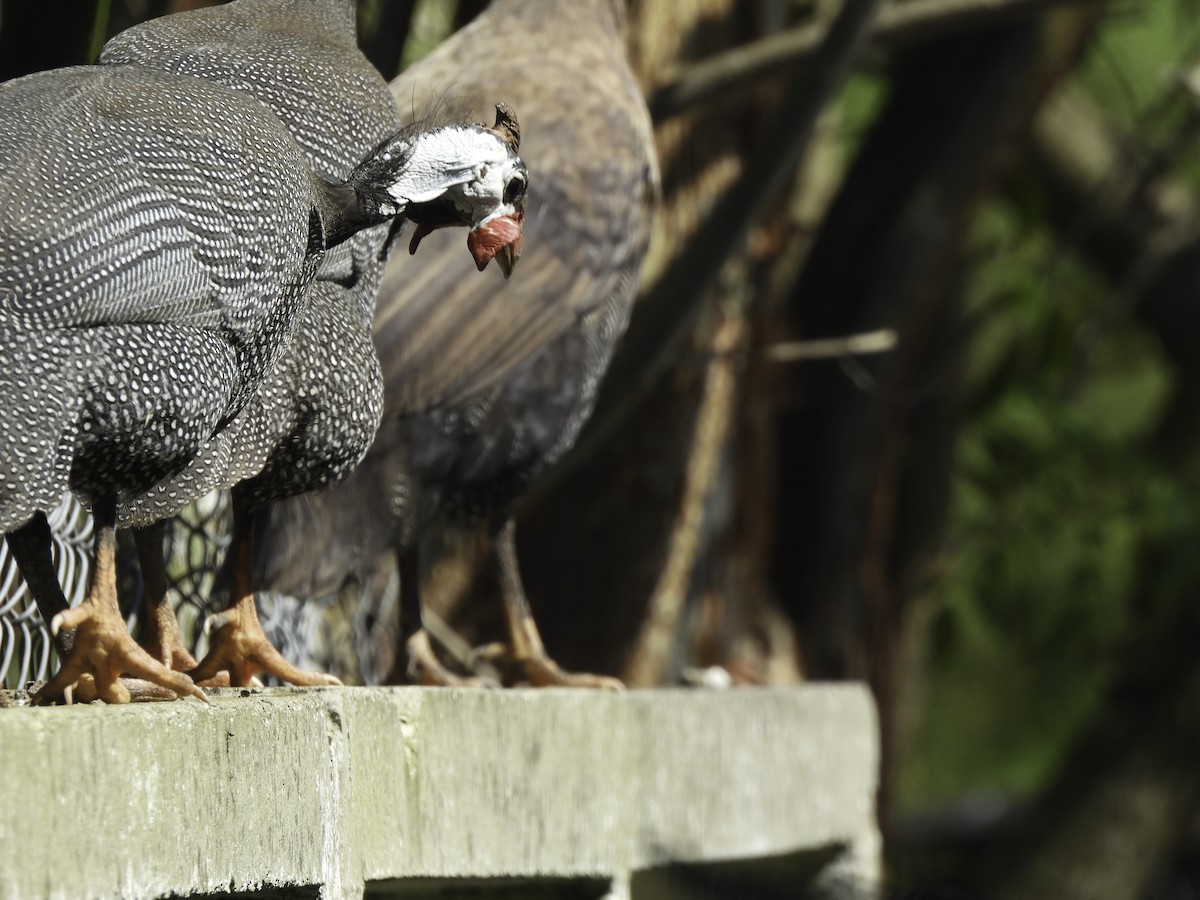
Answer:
313, 175, 398, 251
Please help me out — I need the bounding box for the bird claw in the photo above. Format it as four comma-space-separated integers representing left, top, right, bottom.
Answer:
405, 630, 497, 688
516, 656, 624, 691
192, 601, 341, 688
138, 599, 204, 675
465, 641, 507, 669
72, 676, 203, 704
34, 602, 207, 705
202, 607, 239, 637
49, 605, 87, 638
472, 640, 624, 691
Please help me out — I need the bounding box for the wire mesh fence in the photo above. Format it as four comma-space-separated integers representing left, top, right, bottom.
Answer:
0, 496, 94, 689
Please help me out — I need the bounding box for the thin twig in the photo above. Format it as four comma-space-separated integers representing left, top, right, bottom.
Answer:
765, 328, 899, 362
651, 0, 1100, 120
622, 306, 745, 687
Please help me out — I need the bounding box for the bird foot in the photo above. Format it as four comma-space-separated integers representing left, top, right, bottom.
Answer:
471, 641, 623, 690
70, 675, 213, 704
140, 628, 231, 688
405, 630, 497, 688
191, 601, 341, 688
515, 654, 625, 691
32, 605, 207, 705
465, 641, 508, 670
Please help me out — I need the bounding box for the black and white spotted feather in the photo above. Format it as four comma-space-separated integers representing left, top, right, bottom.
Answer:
0, 62, 324, 533
0, 0, 527, 683
99, 0, 399, 525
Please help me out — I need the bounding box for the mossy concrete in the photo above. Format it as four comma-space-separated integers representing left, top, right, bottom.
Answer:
0, 685, 878, 899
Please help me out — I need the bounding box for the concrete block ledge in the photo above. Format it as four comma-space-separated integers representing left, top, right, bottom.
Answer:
0, 685, 879, 899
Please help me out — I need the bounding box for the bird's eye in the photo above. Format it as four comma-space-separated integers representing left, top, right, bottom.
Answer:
504, 175, 526, 205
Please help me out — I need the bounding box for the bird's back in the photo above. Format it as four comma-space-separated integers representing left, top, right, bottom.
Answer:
378, 0, 657, 412
98, 0, 399, 294
378, 0, 658, 520
0, 65, 316, 342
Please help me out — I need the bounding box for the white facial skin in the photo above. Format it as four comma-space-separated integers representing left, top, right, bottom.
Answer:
387, 127, 526, 229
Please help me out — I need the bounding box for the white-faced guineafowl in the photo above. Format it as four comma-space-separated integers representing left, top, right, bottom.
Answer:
0, 15, 527, 703
99, 0, 524, 691
254, 0, 658, 687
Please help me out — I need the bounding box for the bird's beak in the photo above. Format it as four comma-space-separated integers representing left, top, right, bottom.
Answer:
408, 222, 438, 256
467, 214, 524, 279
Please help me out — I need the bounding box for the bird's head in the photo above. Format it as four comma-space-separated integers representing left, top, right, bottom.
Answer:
350, 104, 527, 278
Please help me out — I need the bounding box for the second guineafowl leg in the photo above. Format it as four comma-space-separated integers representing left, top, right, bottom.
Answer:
191, 490, 340, 688
395, 543, 490, 687
133, 521, 201, 673
492, 519, 622, 690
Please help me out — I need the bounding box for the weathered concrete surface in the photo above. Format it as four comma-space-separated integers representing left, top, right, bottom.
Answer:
0, 685, 878, 899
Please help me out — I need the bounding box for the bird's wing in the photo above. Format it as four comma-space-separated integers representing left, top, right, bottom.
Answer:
378, 46, 658, 413
0, 67, 316, 342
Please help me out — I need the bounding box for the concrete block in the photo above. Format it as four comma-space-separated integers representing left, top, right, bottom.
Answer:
0, 685, 878, 898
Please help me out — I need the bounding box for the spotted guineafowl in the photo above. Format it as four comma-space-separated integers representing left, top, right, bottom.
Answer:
254, 0, 658, 687
0, 24, 527, 703
100, 0, 522, 690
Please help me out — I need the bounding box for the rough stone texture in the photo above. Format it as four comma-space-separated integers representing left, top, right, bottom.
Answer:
0, 685, 878, 899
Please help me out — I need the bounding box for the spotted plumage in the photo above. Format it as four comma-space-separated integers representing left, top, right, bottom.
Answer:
100, 0, 399, 526
0, 63, 322, 533
104, 0, 527, 526
93, 0, 527, 690
0, 0, 528, 701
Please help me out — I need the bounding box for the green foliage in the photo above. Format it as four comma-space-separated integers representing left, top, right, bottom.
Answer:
1080, 0, 1200, 125
895, 2, 1200, 815
1080, 0, 1200, 191
899, 197, 1178, 809
837, 71, 889, 159
399, 0, 456, 72
88, 0, 112, 64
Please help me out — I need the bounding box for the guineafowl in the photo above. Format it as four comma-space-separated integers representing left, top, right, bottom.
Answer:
0, 26, 527, 703
100, 0, 523, 690
255, 0, 658, 687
